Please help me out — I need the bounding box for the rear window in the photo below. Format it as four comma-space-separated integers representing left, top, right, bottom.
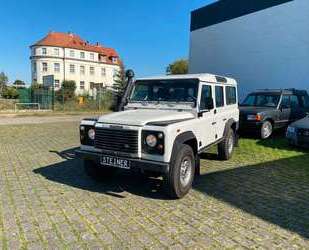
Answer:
226, 86, 237, 105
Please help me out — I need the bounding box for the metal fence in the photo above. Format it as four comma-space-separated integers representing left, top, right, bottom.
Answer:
8, 87, 115, 112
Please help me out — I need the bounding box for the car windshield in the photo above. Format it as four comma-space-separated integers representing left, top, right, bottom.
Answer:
129, 79, 198, 104
241, 93, 280, 107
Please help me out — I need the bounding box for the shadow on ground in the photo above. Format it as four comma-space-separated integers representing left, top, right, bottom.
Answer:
34, 147, 309, 239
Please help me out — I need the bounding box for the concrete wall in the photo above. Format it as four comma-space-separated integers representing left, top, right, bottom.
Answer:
189, 0, 309, 100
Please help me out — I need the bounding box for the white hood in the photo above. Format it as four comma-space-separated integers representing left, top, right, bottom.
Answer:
98, 109, 195, 126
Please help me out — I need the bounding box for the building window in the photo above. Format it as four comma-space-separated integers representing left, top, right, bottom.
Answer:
226, 86, 237, 105
90, 67, 95, 75
90, 53, 94, 60
80, 52, 85, 59
42, 48, 47, 55
80, 81, 85, 90
112, 57, 118, 63
215, 86, 224, 107
33, 48, 37, 56
90, 82, 95, 89
69, 64, 75, 74
42, 62, 48, 72
33, 62, 37, 73
54, 63, 60, 73
80, 65, 85, 75
54, 48, 60, 56
101, 68, 106, 76
54, 80, 60, 88
113, 69, 118, 78
70, 50, 75, 57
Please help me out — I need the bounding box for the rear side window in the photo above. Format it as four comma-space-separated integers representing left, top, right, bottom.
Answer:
215, 86, 224, 107
301, 95, 309, 108
226, 86, 237, 105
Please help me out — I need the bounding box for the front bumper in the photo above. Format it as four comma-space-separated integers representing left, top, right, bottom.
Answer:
76, 149, 170, 174
286, 132, 309, 148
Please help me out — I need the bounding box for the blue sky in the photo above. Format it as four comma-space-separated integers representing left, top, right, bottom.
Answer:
0, 0, 214, 84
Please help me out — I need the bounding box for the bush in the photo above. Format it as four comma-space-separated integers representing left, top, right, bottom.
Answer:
55, 80, 76, 102
2, 87, 19, 99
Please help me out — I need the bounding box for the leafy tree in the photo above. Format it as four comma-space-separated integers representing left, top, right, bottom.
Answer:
2, 86, 19, 99
112, 64, 126, 109
166, 59, 188, 75
56, 80, 76, 102
0, 72, 9, 94
13, 79, 26, 89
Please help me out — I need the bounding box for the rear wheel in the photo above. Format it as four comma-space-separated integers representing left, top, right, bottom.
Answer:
218, 128, 235, 160
164, 144, 195, 199
84, 159, 117, 180
261, 121, 273, 139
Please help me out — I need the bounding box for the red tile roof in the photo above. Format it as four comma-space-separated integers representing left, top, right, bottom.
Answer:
31, 32, 120, 64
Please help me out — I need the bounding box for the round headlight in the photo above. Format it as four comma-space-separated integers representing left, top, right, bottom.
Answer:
88, 129, 95, 140
146, 134, 157, 147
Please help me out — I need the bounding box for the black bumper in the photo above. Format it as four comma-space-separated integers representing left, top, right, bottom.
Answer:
75, 149, 170, 174
239, 121, 263, 132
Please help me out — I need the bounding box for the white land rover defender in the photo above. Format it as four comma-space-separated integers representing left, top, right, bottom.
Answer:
77, 74, 239, 198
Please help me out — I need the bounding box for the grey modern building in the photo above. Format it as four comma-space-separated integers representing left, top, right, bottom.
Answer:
189, 0, 309, 99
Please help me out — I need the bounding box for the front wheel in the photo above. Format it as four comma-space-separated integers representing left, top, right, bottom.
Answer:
164, 144, 195, 199
261, 121, 273, 139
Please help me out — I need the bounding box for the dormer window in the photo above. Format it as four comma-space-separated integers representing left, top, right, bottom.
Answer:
112, 57, 118, 63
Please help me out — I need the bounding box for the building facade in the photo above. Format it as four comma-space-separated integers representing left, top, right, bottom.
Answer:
189, 0, 309, 99
30, 32, 121, 95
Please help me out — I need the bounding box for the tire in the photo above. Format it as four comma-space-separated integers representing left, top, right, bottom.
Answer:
218, 128, 235, 160
164, 144, 195, 199
84, 159, 117, 180
261, 121, 273, 139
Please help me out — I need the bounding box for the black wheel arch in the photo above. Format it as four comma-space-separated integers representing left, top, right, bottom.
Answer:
171, 131, 198, 159
223, 119, 239, 137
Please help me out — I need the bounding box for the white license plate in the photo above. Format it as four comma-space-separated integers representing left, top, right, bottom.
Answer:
100, 155, 131, 169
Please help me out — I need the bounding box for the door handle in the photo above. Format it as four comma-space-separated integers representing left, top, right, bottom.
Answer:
223, 118, 227, 121
212, 122, 217, 125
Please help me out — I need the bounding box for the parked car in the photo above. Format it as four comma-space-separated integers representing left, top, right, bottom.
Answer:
239, 89, 309, 139
76, 74, 239, 199
286, 115, 309, 148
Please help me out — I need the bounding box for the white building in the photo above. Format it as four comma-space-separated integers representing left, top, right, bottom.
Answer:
189, 0, 309, 99
30, 32, 121, 95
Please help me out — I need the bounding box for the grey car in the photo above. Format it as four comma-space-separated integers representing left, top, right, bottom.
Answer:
286, 115, 309, 148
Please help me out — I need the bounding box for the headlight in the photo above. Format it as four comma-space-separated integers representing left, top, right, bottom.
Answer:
247, 114, 262, 121
146, 134, 157, 147
88, 129, 95, 140
287, 126, 296, 134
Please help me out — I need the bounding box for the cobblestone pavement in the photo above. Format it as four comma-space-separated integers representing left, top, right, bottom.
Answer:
0, 122, 309, 249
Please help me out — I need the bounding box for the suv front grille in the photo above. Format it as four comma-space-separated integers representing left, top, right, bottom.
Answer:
95, 128, 138, 154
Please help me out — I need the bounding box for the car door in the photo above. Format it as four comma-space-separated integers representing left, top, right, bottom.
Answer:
290, 95, 302, 121
196, 84, 216, 149
279, 95, 292, 126
213, 85, 226, 140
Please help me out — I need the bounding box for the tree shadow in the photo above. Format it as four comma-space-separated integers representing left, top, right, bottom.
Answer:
194, 153, 309, 239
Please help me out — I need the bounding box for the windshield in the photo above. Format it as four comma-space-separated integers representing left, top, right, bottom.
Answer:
241, 93, 280, 107
130, 79, 198, 104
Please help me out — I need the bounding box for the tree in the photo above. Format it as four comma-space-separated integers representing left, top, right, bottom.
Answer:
13, 79, 26, 89
56, 80, 76, 102
112, 63, 126, 109
0, 72, 8, 94
2, 86, 19, 99
166, 59, 188, 75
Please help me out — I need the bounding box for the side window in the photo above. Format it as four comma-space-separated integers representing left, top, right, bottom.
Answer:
290, 95, 300, 109
215, 86, 224, 107
301, 95, 309, 108
226, 86, 237, 105
200, 85, 212, 110
280, 95, 290, 107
